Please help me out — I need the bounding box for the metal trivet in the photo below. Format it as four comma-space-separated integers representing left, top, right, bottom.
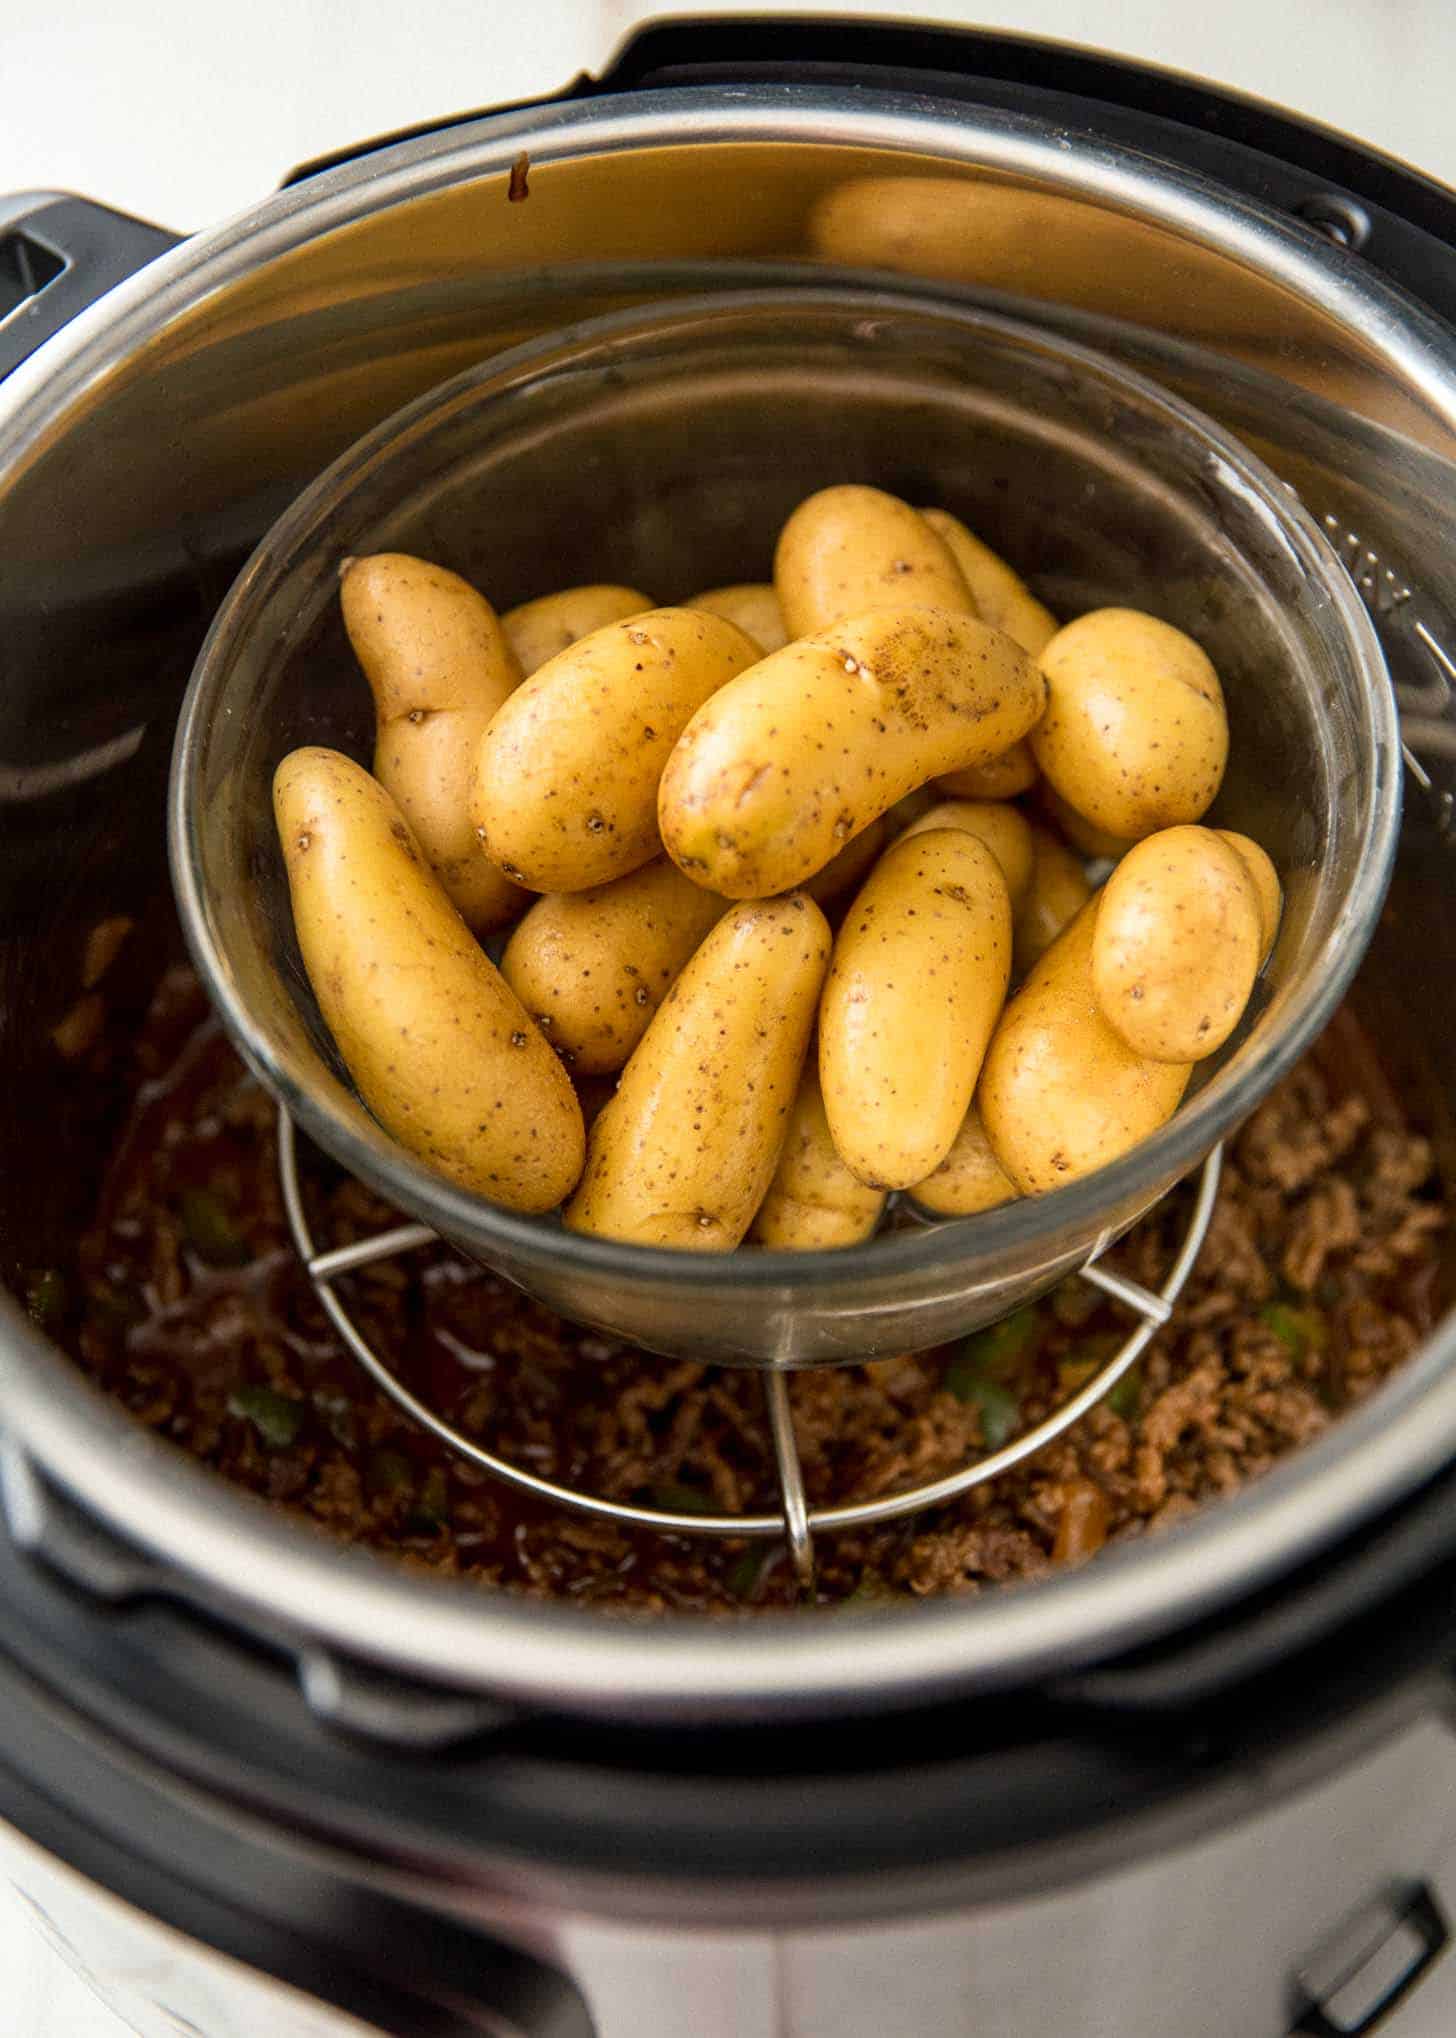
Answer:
277, 1107, 1221, 1592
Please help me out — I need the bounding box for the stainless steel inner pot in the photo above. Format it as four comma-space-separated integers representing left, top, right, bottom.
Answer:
1, 81, 1454, 1730
171, 288, 1397, 1366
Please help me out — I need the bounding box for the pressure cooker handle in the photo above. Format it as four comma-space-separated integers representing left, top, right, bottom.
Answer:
0, 193, 178, 382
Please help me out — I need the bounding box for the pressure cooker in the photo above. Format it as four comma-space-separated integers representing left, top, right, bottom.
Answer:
3, 18, 1456, 2036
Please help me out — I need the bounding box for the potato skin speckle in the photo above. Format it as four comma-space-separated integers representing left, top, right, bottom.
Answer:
919, 506, 1059, 658
341, 553, 525, 933
564, 896, 830, 1249
909, 1104, 1019, 1217
501, 857, 728, 1074
501, 583, 654, 676
979, 897, 1191, 1194
1216, 830, 1283, 963
685, 582, 788, 655
775, 484, 975, 638
819, 830, 1012, 1190
474, 608, 760, 891
1091, 825, 1263, 1062
659, 607, 1046, 898
273, 746, 583, 1210
1013, 822, 1095, 978
1031, 607, 1228, 839
892, 797, 1034, 910
751, 1063, 887, 1249
937, 737, 1039, 801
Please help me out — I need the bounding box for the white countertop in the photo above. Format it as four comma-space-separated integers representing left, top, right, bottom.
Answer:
4, 0, 1456, 227
3, 1, 1454, 2030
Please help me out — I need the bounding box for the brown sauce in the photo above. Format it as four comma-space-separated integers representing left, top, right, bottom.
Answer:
29, 966, 1447, 1614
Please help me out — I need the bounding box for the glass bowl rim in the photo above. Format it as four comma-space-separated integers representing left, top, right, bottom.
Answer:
168, 283, 1402, 1299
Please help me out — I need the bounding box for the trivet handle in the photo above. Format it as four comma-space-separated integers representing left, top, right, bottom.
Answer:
0, 192, 178, 383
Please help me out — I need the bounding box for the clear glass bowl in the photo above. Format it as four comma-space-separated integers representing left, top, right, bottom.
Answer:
169, 288, 1399, 1366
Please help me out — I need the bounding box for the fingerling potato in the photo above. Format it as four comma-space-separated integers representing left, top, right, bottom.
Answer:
819, 830, 1012, 1189
978, 900, 1191, 1194
340, 553, 524, 932
501, 857, 727, 1074
564, 895, 830, 1249
1216, 830, 1282, 963
909, 1104, 1019, 1217
751, 1063, 887, 1249
774, 484, 974, 638
1013, 822, 1094, 976
686, 582, 788, 655
474, 608, 761, 892
659, 607, 1046, 898
273, 747, 584, 1210
893, 798, 1035, 910
1031, 608, 1229, 838
502, 583, 654, 676
936, 738, 1040, 801
920, 508, 1058, 656
1092, 826, 1262, 1061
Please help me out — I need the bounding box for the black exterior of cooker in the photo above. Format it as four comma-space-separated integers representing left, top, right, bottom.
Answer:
4, 19, 1456, 2036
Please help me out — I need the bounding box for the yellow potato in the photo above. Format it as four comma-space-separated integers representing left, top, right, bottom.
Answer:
340, 553, 524, 932
502, 584, 654, 676
751, 1064, 887, 1249
909, 1105, 1019, 1217
1032, 608, 1229, 839
659, 607, 1046, 898
936, 739, 1039, 801
1014, 823, 1095, 977
801, 815, 890, 907
474, 608, 760, 892
920, 509, 1058, 656
686, 582, 788, 655
273, 748, 584, 1211
501, 858, 727, 1075
774, 484, 974, 638
1092, 826, 1262, 1062
1217, 830, 1283, 963
978, 900, 1192, 1194
1038, 782, 1139, 862
564, 895, 830, 1249
819, 831, 1012, 1190
893, 799, 1034, 910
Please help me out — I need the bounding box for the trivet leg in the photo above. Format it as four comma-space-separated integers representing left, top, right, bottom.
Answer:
763, 1370, 815, 1597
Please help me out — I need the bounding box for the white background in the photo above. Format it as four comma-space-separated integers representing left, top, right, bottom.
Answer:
4, 0, 1456, 229
4, 0, 1456, 2031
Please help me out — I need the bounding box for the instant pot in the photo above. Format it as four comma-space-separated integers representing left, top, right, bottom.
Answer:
4, 19, 1456, 2035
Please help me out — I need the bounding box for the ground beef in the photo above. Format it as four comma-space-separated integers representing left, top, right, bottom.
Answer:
27, 967, 1447, 1614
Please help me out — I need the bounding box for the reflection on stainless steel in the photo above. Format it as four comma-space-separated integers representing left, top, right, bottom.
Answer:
803, 165, 1450, 444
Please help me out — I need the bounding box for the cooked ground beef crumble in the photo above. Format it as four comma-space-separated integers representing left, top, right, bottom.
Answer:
34, 965, 1446, 1613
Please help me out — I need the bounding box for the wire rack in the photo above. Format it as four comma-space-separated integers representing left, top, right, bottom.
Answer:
277, 1107, 1221, 1590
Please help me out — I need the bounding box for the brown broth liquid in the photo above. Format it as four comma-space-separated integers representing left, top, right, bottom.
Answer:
36, 966, 1447, 1614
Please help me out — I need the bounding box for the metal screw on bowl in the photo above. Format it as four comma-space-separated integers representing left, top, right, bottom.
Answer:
1296, 194, 1371, 251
